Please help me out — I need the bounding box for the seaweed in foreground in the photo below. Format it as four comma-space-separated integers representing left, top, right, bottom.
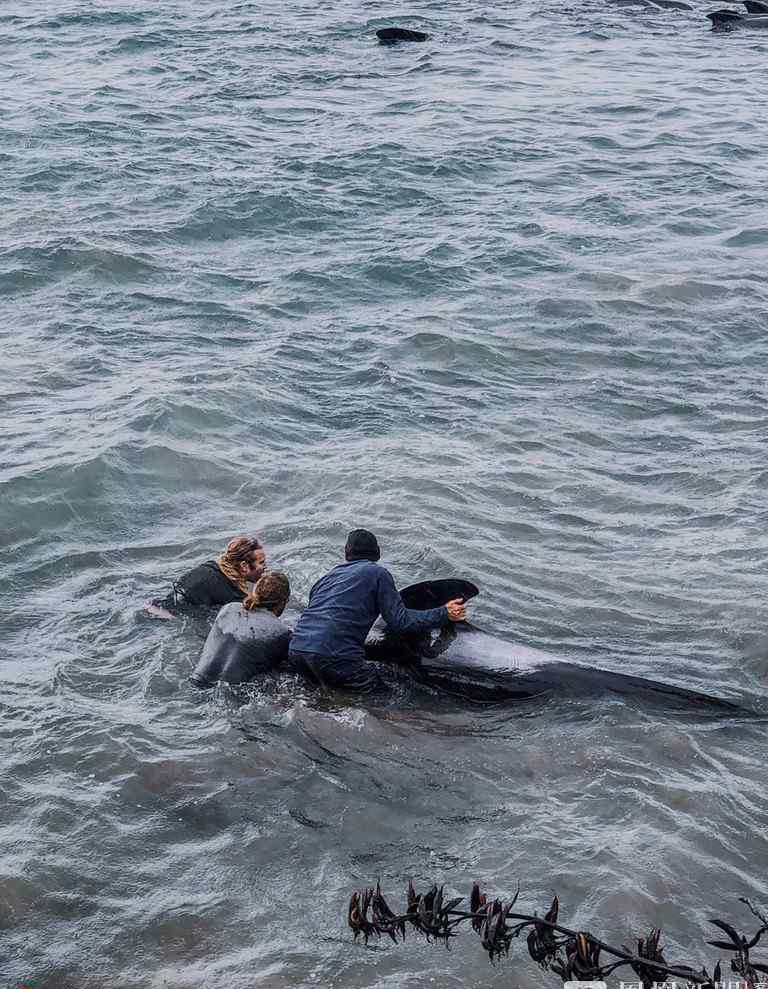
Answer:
347, 881, 768, 988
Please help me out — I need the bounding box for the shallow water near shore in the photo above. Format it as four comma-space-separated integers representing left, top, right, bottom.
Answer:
2, 1, 768, 986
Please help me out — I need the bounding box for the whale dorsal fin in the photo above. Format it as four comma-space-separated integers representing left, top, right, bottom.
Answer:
399, 578, 479, 610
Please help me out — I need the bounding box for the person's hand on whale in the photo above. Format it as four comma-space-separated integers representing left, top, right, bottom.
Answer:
446, 598, 467, 622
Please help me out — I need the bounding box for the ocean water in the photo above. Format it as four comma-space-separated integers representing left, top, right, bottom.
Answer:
2, 1, 768, 987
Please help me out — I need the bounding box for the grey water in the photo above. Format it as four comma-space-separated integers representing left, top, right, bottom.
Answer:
2, 1, 768, 986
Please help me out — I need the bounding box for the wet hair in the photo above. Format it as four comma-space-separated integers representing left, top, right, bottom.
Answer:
217, 535, 263, 592
243, 572, 290, 612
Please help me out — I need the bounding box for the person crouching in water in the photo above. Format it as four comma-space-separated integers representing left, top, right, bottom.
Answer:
287, 528, 467, 693
151, 535, 266, 615
190, 572, 292, 688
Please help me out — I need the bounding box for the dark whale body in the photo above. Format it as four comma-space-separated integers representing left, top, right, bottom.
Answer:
366, 580, 746, 715
608, 0, 692, 9
744, 0, 768, 11
650, 0, 693, 10
191, 577, 748, 715
707, 8, 768, 26
376, 27, 429, 43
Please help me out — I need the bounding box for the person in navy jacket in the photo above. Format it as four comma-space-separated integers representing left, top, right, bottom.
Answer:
288, 529, 467, 692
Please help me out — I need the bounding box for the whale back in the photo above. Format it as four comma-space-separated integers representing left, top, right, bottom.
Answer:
707, 8, 743, 22
367, 577, 749, 714
376, 26, 429, 43
708, 9, 768, 25
420, 622, 561, 674
414, 627, 746, 713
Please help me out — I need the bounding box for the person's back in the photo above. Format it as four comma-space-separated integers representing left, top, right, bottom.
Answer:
171, 561, 245, 609
288, 529, 466, 692
150, 535, 266, 615
191, 572, 291, 688
290, 559, 426, 660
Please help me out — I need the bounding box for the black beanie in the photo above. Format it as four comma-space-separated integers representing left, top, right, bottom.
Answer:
345, 528, 381, 562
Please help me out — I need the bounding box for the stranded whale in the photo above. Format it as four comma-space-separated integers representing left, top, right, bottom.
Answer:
365, 579, 746, 714
191, 576, 748, 714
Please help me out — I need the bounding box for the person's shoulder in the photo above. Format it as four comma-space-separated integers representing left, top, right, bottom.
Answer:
349, 559, 384, 573
271, 613, 292, 633
311, 563, 343, 588
182, 560, 218, 582
196, 559, 220, 573
362, 561, 392, 583
259, 610, 291, 636
213, 600, 242, 623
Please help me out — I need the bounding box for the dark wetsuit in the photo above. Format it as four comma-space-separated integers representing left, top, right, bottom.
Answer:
154, 561, 245, 612
287, 560, 447, 692
190, 603, 292, 688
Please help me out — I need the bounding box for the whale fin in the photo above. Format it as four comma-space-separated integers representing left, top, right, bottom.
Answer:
743, 0, 768, 11
399, 578, 479, 610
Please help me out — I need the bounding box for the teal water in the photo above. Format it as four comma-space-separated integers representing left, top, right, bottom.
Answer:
2, 2, 768, 987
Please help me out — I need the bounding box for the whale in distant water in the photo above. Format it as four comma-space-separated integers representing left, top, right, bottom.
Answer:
609, 0, 692, 9
376, 27, 429, 43
649, 0, 693, 10
365, 579, 749, 714
707, 8, 768, 25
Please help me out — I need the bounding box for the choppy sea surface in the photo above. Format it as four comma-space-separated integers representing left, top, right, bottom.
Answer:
2, 1, 768, 986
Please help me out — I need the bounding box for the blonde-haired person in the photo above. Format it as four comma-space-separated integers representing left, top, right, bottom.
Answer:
152, 535, 266, 615
190, 572, 292, 687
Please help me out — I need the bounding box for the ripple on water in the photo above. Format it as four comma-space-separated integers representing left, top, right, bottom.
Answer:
723, 226, 768, 248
